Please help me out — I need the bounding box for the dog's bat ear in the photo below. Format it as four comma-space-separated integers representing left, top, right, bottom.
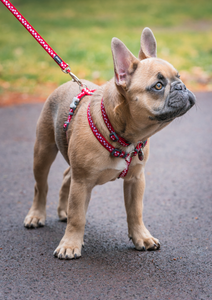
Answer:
139, 27, 157, 60
111, 37, 139, 88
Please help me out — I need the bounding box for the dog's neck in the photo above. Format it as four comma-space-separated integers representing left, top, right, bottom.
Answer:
102, 79, 149, 144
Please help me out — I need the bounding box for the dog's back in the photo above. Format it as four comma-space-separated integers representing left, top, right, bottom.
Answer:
37, 80, 99, 163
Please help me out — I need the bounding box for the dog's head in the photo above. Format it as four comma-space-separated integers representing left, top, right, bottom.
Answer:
111, 28, 196, 138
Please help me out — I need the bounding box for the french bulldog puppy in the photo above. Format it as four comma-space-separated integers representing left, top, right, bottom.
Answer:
24, 28, 195, 259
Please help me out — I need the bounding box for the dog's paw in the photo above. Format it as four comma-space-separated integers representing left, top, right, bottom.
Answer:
134, 236, 160, 251
53, 239, 82, 260
57, 209, 67, 222
130, 228, 160, 251
24, 211, 46, 229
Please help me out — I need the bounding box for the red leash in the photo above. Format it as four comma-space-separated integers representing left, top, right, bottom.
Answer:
0, 0, 83, 87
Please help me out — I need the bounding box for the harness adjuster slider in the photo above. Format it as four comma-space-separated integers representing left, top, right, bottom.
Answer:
70, 103, 77, 111
110, 132, 119, 142
63, 121, 69, 132
111, 148, 122, 157
73, 97, 80, 106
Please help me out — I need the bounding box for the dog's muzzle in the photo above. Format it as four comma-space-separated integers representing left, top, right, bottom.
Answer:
154, 81, 196, 122
168, 81, 195, 108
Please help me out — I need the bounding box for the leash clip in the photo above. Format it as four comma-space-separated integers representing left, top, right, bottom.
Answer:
62, 64, 86, 90
69, 71, 83, 87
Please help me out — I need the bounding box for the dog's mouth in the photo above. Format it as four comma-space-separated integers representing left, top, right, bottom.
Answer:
151, 81, 196, 123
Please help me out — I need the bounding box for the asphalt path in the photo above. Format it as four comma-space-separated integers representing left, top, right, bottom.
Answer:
0, 92, 212, 300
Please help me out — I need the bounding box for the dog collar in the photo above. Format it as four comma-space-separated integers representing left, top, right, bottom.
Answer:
101, 99, 131, 147
87, 102, 147, 178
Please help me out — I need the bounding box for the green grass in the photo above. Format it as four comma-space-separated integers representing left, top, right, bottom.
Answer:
0, 0, 212, 95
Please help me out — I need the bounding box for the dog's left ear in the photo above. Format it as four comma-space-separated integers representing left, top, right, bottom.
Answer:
138, 27, 157, 60
111, 37, 139, 88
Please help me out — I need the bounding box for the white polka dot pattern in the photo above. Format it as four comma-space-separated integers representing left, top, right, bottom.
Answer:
1, 0, 69, 70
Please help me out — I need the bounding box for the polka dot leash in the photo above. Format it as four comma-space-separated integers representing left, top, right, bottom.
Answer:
0, 0, 83, 87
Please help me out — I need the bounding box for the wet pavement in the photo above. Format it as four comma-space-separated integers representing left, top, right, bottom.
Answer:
0, 92, 211, 300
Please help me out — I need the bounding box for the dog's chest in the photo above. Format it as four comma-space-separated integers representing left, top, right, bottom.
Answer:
113, 144, 134, 172
114, 159, 127, 172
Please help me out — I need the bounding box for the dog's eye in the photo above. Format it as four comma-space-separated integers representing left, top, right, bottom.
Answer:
154, 82, 163, 90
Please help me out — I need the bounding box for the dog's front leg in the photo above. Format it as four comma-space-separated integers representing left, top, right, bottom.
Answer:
54, 179, 91, 259
124, 171, 160, 251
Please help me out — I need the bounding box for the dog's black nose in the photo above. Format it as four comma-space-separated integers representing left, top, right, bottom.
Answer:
168, 80, 191, 109
170, 81, 186, 92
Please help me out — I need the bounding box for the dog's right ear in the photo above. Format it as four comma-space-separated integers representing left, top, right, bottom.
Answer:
111, 38, 139, 89
138, 27, 157, 60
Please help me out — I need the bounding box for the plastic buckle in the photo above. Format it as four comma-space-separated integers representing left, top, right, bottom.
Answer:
111, 148, 122, 157
110, 132, 119, 142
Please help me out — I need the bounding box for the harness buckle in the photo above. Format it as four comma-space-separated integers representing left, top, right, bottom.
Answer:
110, 132, 119, 142
111, 148, 122, 157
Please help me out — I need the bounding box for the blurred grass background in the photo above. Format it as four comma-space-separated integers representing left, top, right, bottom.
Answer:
0, 0, 212, 102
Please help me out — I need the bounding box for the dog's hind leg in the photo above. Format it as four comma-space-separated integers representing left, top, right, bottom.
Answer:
57, 167, 71, 222
24, 132, 58, 228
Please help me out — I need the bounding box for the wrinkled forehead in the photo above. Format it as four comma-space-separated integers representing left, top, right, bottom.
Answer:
139, 58, 178, 81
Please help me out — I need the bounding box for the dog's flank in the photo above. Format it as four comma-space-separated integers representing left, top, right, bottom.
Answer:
24, 28, 195, 260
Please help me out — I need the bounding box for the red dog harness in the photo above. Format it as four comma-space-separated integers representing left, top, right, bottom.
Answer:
64, 88, 147, 178
63, 88, 96, 131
